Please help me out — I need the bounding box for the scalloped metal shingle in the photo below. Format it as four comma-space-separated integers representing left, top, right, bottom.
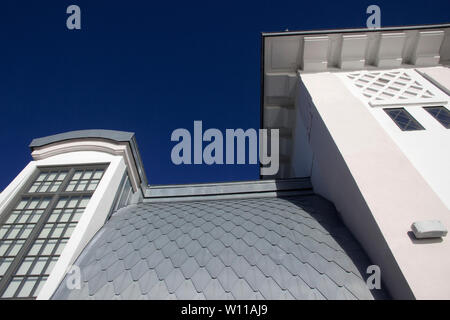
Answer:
52, 195, 388, 300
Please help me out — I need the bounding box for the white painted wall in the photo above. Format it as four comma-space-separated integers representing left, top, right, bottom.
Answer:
291, 79, 314, 177
297, 71, 450, 299
338, 67, 450, 209
0, 150, 127, 299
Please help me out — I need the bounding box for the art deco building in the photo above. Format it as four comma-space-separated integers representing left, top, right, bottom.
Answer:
0, 23, 449, 300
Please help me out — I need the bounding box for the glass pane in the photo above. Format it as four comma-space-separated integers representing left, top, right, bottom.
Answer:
28, 199, 40, 210
44, 257, 58, 274
39, 198, 51, 209
42, 240, 57, 255
83, 170, 93, 179
16, 200, 29, 210
65, 181, 76, 192
34, 277, 48, 297
384, 108, 424, 131
31, 257, 48, 275
49, 182, 61, 193
424, 106, 450, 128
28, 240, 44, 256
79, 197, 90, 208
17, 277, 38, 298
56, 198, 67, 209
17, 210, 32, 223
39, 182, 51, 193
6, 225, 22, 239
5, 211, 20, 224
36, 173, 47, 182
38, 224, 53, 238
86, 181, 96, 191
20, 225, 35, 239
60, 211, 72, 223
29, 211, 43, 223
2, 278, 22, 298
0, 258, 13, 276
51, 224, 65, 238
16, 257, 34, 275
54, 240, 68, 255
93, 170, 104, 179
57, 172, 67, 181
9, 241, 25, 256
75, 181, 87, 191
0, 226, 9, 239
0, 241, 11, 256
68, 199, 79, 208
64, 224, 77, 238
72, 209, 84, 222
47, 173, 58, 181
28, 183, 40, 193
48, 210, 61, 223
72, 171, 83, 180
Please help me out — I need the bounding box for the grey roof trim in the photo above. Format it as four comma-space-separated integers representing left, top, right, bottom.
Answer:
29, 130, 135, 148
29, 129, 148, 188
144, 178, 312, 201
262, 23, 450, 37
144, 189, 314, 203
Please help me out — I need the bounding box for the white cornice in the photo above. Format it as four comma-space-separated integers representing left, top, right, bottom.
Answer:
263, 26, 450, 75
31, 138, 141, 192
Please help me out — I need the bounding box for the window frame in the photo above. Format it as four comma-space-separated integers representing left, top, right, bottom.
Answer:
384, 107, 425, 131
423, 106, 450, 129
0, 163, 108, 299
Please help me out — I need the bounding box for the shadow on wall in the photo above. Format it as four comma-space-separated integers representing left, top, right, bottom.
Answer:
280, 191, 390, 300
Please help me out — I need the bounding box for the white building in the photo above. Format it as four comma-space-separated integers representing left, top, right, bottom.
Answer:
262, 23, 450, 299
0, 24, 449, 300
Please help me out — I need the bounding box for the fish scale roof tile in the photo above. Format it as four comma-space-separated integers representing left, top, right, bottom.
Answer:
52, 195, 387, 300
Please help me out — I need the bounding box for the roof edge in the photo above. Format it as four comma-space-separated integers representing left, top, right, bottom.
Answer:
144, 177, 313, 201
262, 23, 450, 37
29, 129, 135, 148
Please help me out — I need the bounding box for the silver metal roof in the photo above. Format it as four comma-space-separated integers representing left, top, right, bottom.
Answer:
52, 194, 387, 300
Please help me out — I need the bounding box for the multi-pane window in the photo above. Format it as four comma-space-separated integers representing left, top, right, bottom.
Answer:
424, 106, 450, 129
384, 108, 425, 131
0, 165, 106, 299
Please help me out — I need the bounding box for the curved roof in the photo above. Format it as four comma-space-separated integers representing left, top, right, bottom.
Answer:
29, 129, 135, 148
52, 195, 387, 300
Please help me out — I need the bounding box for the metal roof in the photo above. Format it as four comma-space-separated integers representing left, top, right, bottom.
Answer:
52, 194, 387, 300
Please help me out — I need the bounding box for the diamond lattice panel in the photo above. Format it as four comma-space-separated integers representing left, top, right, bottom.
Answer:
345, 70, 447, 107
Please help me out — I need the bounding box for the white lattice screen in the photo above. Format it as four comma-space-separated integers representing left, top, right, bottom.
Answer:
344, 70, 447, 107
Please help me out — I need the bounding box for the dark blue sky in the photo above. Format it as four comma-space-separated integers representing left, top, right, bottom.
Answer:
0, 0, 448, 189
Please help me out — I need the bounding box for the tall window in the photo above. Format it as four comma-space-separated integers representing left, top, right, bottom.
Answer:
0, 164, 107, 299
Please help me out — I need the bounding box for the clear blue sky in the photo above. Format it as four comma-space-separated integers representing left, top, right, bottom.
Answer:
0, 0, 449, 189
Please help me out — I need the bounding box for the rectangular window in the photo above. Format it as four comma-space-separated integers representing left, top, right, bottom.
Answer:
384, 108, 424, 131
424, 106, 450, 129
0, 164, 107, 299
